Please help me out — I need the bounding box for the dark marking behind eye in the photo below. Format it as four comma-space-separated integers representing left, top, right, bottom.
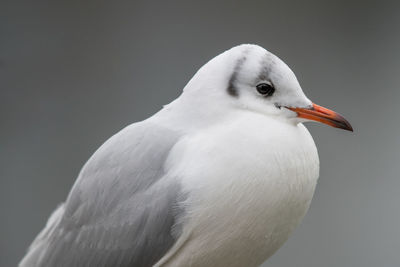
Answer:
258, 54, 275, 82
227, 75, 239, 97
227, 51, 249, 97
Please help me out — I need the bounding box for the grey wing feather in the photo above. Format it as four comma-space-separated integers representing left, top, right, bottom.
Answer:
20, 121, 186, 267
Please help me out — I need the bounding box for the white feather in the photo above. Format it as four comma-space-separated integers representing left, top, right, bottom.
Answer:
21, 44, 321, 267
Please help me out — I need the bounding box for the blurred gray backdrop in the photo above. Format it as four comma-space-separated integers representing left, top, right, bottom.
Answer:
1, 0, 399, 266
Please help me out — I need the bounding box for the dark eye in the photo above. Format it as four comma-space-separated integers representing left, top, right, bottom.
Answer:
256, 83, 275, 96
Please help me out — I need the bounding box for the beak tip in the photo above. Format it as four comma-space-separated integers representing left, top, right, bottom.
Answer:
344, 125, 354, 132
338, 118, 353, 132
349, 125, 354, 133
347, 125, 354, 132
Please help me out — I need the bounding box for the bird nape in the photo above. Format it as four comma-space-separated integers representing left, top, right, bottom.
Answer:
20, 44, 352, 267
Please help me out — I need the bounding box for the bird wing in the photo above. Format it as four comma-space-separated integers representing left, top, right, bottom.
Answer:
20, 121, 186, 267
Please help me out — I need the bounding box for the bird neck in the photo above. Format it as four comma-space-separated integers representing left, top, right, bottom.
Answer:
152, 91, 235, 134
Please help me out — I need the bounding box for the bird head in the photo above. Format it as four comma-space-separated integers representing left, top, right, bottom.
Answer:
183, 44, 352, 131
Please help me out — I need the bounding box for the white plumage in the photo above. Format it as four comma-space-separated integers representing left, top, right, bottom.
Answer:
20, 44, 352, 267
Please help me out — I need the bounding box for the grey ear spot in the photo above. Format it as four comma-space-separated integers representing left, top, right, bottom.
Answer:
226, 50, 249, 97
227, 75, 239, 97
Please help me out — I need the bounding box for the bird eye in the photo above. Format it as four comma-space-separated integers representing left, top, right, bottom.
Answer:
256, 83, 275, 96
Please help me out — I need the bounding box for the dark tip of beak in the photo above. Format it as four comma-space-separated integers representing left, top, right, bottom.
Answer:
333, 115, 353, 132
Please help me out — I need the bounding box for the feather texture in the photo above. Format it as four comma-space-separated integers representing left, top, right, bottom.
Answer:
20, 122, 186, 267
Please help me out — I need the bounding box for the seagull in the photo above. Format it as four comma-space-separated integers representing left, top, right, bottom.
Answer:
20, 44, 352, 267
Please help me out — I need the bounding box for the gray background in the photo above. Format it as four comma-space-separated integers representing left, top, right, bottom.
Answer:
1, 0, 399, 266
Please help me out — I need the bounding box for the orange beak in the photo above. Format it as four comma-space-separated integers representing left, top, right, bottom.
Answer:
287, 103, 353, 132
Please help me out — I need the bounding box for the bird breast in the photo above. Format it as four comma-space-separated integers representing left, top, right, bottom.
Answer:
161, 112, 320, 267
